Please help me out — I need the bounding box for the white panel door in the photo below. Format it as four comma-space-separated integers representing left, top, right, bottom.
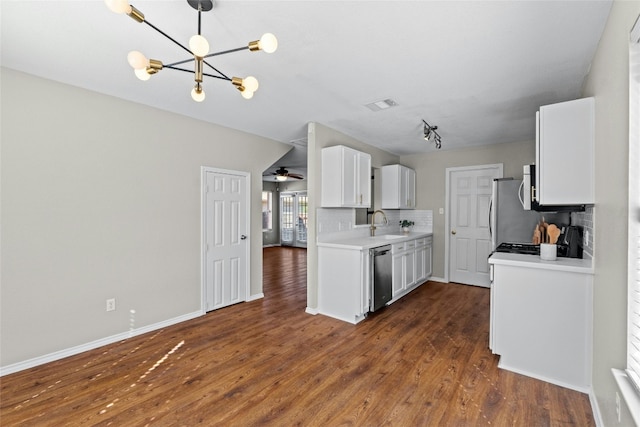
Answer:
449, 166, 501, 287
203, 169, 248, 311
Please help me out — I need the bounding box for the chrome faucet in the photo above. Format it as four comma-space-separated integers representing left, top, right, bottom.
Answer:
370, 209, 388, 236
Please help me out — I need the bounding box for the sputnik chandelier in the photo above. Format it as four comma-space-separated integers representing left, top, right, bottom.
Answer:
105, 0, 278, 102
422, 119, 442, 149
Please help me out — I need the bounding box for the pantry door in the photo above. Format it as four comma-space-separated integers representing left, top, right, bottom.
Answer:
202, 167, 250, 312
447, 164, 502, 287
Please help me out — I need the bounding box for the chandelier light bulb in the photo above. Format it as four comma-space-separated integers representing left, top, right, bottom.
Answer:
191, 85, 206, 102
104, 0, 132, 14
259, 33, 278, 53
134, 68, 151, 81
189, 35, 210, 58
241, 90, 254, 100
127, 51, 148, 69
243, 76, 259, 93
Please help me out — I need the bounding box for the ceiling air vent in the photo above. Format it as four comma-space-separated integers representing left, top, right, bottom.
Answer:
364, 98, 398, 112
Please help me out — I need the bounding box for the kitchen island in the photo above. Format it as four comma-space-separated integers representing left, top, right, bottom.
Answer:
488, 252, 593, 392
317, 232, 432, 324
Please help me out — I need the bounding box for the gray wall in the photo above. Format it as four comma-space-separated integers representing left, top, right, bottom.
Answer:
400, 140, 536, 279
582, 1, 640, 425
262, 180, 308, 247
307, 122, 400, 310
1, 68, 291, 367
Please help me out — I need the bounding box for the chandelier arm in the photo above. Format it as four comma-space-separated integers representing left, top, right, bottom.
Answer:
166, 58, 196, 68
143, 20, 193, 57
203, 46, 250, 59
164, 65, 231, 81
202, 60, 231, 81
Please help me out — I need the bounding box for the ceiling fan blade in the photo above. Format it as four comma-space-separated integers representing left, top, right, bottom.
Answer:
287, 173, 304, 179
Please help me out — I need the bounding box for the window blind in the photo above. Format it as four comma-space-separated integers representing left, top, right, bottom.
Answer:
627, 15, 640, 393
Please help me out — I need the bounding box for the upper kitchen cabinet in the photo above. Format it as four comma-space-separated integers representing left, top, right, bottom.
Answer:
381, 164, 416, 209
321, 145, 371, 208
536, 97, 594, 206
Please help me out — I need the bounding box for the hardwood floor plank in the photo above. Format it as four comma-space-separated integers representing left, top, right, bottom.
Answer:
1, 247, 594, 426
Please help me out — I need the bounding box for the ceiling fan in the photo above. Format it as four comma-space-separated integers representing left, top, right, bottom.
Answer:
268, 167, 304, 181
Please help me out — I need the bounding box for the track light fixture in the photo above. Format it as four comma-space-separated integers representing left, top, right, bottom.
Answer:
422, 119, 442, 149
105, 0, 278, 102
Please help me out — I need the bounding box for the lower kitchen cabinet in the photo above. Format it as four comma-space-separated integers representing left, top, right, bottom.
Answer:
318, 247, 369, 324
392, 236, 432, 300
489, 259, 593, 392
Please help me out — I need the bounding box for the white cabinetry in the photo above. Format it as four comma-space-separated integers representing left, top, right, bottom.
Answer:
392, 236, 432, 299
536, 97, 594, 206
489, 260, 593, 391
415, 237, 432, 282
321, 145, 371, 208
381, 164, 416, 209
318, 247, 369, 324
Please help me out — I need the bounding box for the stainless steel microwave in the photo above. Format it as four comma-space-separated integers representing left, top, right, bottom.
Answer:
521, 164, 584, 213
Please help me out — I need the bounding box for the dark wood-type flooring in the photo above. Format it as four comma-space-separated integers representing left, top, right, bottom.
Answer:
1, 246, 594, 426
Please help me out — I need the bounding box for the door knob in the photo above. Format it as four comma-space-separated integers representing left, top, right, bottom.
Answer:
451, 230, 457, 235
240, 235, 247, 240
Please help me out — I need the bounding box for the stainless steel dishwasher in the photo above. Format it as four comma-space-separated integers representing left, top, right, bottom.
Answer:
370, 245, 392, 312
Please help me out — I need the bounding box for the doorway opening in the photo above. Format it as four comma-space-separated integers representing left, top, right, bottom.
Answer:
280, 191, 308, 248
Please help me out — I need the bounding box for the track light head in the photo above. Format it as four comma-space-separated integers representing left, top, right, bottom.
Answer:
422, 119, 443, 149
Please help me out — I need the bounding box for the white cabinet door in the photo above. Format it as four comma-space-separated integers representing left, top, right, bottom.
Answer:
491, 263, 592, 390
381, 164, 416, 209
358, 151, 371, 207
536, 97, 594, 205
392, 253, 404, 297
415, 246, 425, 282
424, 243, 432, 279
321, 145, 371, 208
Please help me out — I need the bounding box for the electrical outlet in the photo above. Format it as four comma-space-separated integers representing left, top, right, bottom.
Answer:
616, 391, 621, 423
106, 298, 116, 312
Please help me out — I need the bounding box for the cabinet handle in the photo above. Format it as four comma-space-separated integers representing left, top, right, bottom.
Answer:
360, 194, 363, 204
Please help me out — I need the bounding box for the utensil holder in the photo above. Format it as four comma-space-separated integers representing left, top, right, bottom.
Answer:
540, 243, 557, 261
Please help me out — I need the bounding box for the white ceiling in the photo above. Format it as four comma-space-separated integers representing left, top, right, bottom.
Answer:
1, 0, 612, 180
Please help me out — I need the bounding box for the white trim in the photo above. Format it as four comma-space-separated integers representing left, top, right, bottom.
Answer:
201, 167, 252, 313
0, 310, 203, 377
247, 293, 264, 302
497, 360, 590, 394
444, 164, 503, 283
613, 368, 640, 426
305, 306, 319, 315
589, 389, 605, 427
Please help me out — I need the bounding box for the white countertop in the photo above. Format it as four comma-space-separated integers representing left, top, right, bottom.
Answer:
317, 232, 433, 251
488, 252, 594, 274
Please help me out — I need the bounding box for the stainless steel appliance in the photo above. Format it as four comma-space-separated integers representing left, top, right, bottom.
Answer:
370, 245, 392, 312
491, 178, 541, 250
522, 164, 585, 212
490, 178, 572, 252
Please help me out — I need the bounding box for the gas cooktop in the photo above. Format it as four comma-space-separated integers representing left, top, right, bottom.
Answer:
495, 242, 540, 255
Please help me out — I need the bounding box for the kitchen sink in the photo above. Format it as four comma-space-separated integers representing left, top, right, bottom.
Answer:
376, 234, 406, 239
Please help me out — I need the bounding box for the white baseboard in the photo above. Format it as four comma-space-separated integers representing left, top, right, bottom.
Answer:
589, 388, 604, 427
247, 293, 264, 302
305, 306, 318, 315
497, 360, 590, 394
0, 310, 203, 377
430, 276, 446, 283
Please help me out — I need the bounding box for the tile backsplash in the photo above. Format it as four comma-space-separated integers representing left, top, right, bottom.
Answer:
317, 208, 433, 242
571, 206, 594, 259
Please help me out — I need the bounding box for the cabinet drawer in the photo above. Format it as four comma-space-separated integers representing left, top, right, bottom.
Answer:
415, 238, 427, 247
391, 242, 406, 253
405, 240, 416, 250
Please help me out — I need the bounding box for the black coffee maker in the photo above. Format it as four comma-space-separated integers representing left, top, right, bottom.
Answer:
557, 226, 583, 258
